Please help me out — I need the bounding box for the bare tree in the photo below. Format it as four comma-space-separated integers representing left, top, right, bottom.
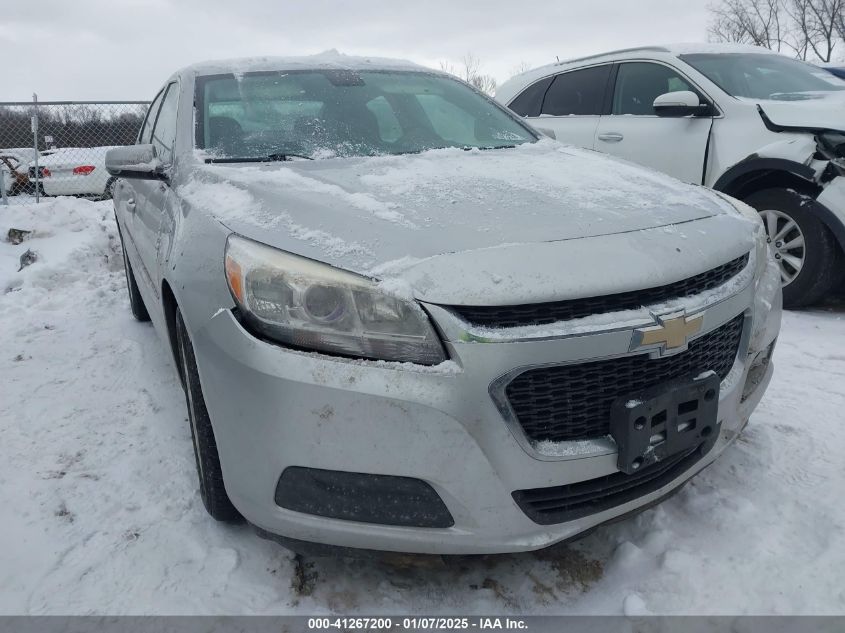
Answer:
709, 0, 844, 61
708, 0, 786, 50
439, 53, 498, 95
787, 0, 843, 61
837, 6, 845, 41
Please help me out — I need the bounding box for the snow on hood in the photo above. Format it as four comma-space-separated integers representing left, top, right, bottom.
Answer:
182, 140, 736, 266
178, 140, 755, 304
750, 90, 845, 132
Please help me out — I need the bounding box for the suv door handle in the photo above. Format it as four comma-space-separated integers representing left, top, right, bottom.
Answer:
598, 133, 624, 143
126, 198, 136, 212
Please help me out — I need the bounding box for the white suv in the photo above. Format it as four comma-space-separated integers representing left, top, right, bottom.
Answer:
497, 44, 845, 307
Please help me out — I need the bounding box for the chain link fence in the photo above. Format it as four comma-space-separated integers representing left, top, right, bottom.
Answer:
1, 99, 150, 205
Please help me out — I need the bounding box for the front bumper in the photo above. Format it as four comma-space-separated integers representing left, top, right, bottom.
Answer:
190, 255, 782, 555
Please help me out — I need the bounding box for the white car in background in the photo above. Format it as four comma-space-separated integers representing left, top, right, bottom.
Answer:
36, 146, 118, 199
497, 44, 845, 307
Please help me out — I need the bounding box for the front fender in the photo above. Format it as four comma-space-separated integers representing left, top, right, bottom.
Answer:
713, 157, 818, 194
815, 177, 845, 252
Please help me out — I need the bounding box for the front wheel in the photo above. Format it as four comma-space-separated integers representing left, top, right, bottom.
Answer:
175, 308, 242, 523
744, 188, 843, 308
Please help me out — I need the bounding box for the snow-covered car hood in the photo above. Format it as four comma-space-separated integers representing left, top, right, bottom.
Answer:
180, 141, 755, 305
752, 91, 845, 131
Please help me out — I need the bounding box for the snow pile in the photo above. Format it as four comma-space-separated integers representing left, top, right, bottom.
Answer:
195, 163, 413, 227
179, 51, 427, 81
356, 141, 729, 220
177, 178, 376, 260
0, 197, 122, 301
1, 197, 844, 615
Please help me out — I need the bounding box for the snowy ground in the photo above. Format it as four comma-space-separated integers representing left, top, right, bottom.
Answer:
1, 197, 844, 615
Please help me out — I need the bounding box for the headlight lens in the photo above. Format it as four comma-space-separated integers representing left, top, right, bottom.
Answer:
224, 235, 447, 365
817, 131, 845, 158
817, 131, 845, 173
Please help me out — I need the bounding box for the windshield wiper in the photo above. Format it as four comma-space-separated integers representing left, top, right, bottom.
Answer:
476, 144, 518, 151
204, 152, 313, 164
387, 144, 522, 158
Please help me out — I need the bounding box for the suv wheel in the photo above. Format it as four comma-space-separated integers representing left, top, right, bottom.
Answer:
744, 188, 843, 308
175, 308, 242, 523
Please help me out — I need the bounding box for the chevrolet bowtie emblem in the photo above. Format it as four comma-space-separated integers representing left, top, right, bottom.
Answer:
631, 313, 704, 353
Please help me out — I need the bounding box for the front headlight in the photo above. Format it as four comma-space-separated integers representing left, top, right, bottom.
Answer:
817, 131, 845, 173
224, 235, 447, 365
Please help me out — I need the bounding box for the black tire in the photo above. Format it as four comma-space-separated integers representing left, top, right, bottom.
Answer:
120, 241, 151, 322
175, 308, 242, 523
743, 188, 844, 309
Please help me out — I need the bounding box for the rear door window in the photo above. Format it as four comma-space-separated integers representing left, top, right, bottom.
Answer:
508, 76, 554, 117
541, 65, 612, 116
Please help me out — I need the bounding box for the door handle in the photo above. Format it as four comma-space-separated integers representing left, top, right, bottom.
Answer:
598, 133, 624, 143
126, 198, 136, 212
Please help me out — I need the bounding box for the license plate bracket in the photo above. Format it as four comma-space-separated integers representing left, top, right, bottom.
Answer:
610, 372, 721, 475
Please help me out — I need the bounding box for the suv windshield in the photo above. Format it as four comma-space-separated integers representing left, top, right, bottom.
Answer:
681, 53, 845, 100
195, 70, 536, 160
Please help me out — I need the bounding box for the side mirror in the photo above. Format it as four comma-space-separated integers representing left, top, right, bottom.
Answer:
653, 91, 710, 117
105, 144, 165, 180
535, 127, 557, 140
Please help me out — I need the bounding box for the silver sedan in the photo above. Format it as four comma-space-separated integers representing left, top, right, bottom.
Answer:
107, 54, 781, 556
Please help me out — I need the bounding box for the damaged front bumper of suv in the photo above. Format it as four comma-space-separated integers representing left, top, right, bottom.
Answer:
754, 107, 845, 248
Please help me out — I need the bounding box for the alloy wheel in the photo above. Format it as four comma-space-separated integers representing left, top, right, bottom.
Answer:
760, 209, 805, 285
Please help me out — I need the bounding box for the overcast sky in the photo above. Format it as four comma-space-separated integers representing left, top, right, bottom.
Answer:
1, 0, 712, 102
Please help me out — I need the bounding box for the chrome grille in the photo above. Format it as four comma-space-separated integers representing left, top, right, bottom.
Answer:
452, 254, 749, 329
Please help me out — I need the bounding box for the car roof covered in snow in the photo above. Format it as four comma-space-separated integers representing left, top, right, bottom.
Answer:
175, 50, 436, 80
496, 42, 779, 104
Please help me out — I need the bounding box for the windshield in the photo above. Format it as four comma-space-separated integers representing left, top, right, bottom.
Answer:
681, 53, 845, 100
195, 70, 536, 160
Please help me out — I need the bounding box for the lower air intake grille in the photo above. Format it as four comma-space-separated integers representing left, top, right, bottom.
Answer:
513, 444, 705, 525
504, 314, 745, 443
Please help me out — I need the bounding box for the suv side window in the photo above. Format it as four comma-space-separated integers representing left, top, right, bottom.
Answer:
150, 82, 179, 165
541, 65, 612, 116
508, 76, 554, 117
139, 89, 166, 144
612, 62, 696, 116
